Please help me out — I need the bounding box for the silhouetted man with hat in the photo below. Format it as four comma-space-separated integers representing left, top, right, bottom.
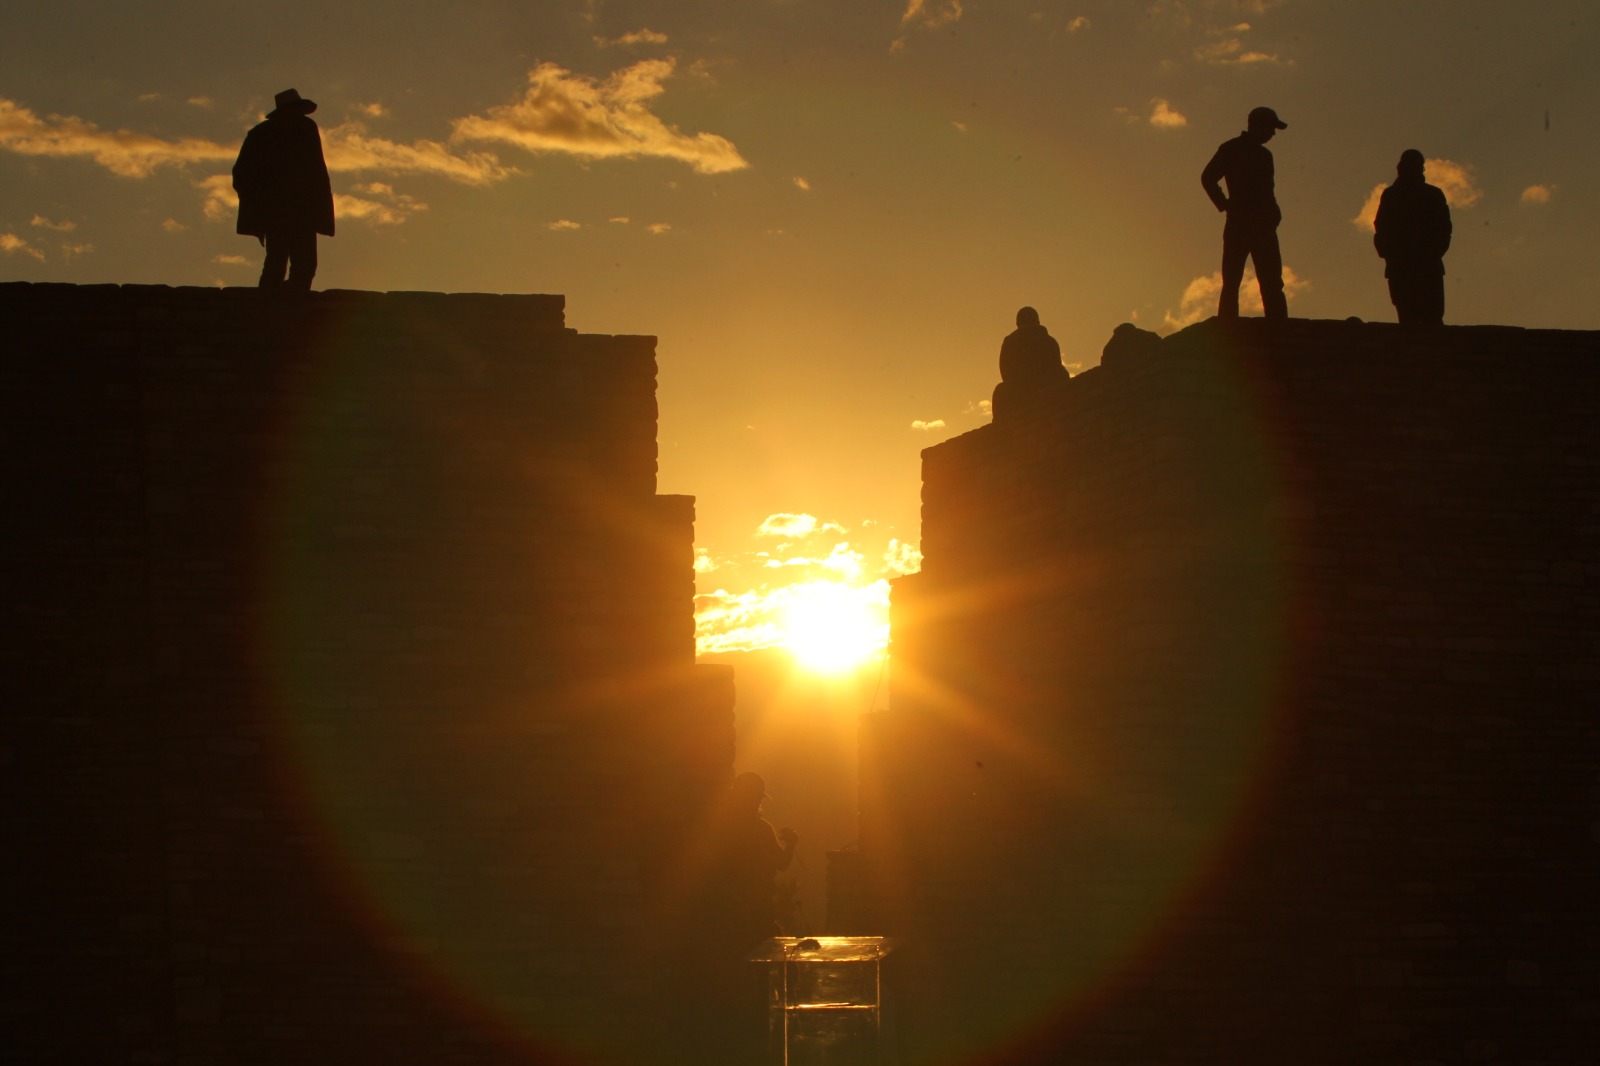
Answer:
233, 88, 334, 290
1201, 106, 1289, 320
1373, 149, 1452, 326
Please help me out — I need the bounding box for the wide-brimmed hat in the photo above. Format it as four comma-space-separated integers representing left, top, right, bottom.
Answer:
271, 88, 317, 116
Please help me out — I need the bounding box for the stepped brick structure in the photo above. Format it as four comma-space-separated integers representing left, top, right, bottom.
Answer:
7, 283, 734, 1065
864, 318, 1600, 1064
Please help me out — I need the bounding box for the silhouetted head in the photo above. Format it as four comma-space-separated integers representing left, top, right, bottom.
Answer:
270, 88, 318, 117
1015, 306, 1041, 328
1246, 106, 1287, 143
1397, 148, 1425, 181
731, 772, 768, 812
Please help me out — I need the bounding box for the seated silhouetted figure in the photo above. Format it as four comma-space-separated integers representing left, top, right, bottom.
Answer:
233, 89, 335, 291
992, 306, 1070, 422
1201, 106, 1289, 320
1374, 149, 1452, 326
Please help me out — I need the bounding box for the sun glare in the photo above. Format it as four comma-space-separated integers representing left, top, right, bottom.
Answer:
779, 581, 887, 674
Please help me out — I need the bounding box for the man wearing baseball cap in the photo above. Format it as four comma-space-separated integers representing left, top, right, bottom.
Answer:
232, 89, 335, 291
1200, 106, 1289, 320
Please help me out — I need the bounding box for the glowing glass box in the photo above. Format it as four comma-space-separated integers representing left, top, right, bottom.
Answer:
750, 936, 895, 1066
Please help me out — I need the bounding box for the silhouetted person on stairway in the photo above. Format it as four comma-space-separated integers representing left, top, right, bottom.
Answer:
1374, 149, 1452, 326
233, 89, 334, 291
1201, 106, 1289, 320
992, 306, 1070, 422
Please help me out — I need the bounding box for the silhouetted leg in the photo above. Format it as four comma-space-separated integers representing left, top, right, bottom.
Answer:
1252, 227, 1287, 319
1218, 218, 1248, 319
1387, 277, 1415, 324
1420, 271, 1444, 325
259, 231, 289, 289
1389, 270, 1443, 326
285, 229, 318, 291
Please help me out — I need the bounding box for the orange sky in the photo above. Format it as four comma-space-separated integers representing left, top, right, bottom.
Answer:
4, 1, 1598, 660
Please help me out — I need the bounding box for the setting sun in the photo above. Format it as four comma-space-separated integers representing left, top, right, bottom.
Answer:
778, 581, 887, 674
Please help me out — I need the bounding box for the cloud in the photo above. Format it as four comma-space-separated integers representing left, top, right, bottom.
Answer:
792, 176, 811, 191
1149, 98, 1188, 128
646, 222, 672, 234
30, 215, 76, 231
187, 96, 214, 109
693, 548, 719, 574
1193, 36, 1285, 65
323, 121, 513, 184
595, 28, 669, 48
161, 218, 186, 233
1521, 184, 1555, 205
451, 60, 748, 175
197, 174, 236, 221
0, 97, 235, 176
547, 218, 582, 230
758, 513, 820, 538
609, 215, 630, 223
1067, 16, 1092, 32
901, 0, 964, 30
911, 419, 946, 431
59, 241, 92, 260
1, 232, 44, 260
1352, 157, 1482, 232
353, 102, 388, 118
1162, 264, 1309, 331
334, 186, 428, 225
883, 538, 923, 576
212, 254, 248, 265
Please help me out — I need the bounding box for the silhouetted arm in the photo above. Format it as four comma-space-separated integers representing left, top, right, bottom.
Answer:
1373, 186, 1392, 260
1200, 145, 1230, 213
1433, 188, 1452, 258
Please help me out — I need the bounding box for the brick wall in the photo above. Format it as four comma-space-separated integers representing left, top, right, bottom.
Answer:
863, 318, 1600, 1064
5, 284, 735, 1065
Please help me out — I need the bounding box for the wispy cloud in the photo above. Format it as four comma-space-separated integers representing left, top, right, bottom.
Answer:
30, 214, 76, 232
0, 97, 234, 176
1, 232, 44, 260
323, 121, 513, 184
758, 513, 822, 538
1521, 184, 1555, 205
547, 218, 582, 230
1067, 16, 1092, 33
792, 175, 811, 191
1352, 157, 1482, 232
334, 184, 428, 225
595, 28, 669, 48
911, 418, 946, 431
451, 60, 748, 174
646, 221, 672, 234
161, 218, 186, 233
901, 0, 964, 30
1162, 265, 1309, 331
212, 254, 248, 265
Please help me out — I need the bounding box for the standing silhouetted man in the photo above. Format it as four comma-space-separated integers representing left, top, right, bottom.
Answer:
233, 88, 334, 290
1201, 106, 1289, 320
1373, 149, 1452, 326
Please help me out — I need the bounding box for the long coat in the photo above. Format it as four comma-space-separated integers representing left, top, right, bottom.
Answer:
1374, 178, 1451, 278
232, 111, 335, 238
